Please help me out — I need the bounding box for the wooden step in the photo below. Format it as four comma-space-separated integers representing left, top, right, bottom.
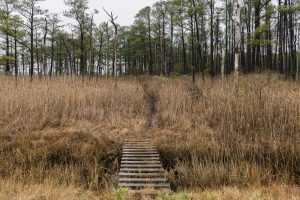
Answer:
121, 164, 162, 168
123, 151, 157, 154
121, 160, 161, 164
119, 172, 165, 177
123, 146, 155, 148
125, 141, 151, 144
124, 144, 152, 147
123, 148, 156, 151
121, 167, 162, 171
123, 149, 157, 152
123, 142, 153, 146
122, 149, 157, 154
120, 168, 164, 172
123, 146, 156, 149
119, 178, 167, 183
123, 144, 155, 147
118, 139, 170, 192
122, 154, 159, 157
118, 183, 170, 188
122, 157, 160, 161
124, 142, 151, 144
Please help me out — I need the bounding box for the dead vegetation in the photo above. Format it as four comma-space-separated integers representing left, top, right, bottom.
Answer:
1, 181, 299, 200
154, 74, 300, 189
0, 130, 121, 189
0, 74, 299, 199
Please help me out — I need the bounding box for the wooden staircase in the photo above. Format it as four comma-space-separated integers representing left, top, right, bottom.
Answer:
118, 140, 170, 192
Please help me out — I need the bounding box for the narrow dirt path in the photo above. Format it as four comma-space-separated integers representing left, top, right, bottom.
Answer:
141, 81, 158, 129
145, 92, 157, 129
185, 82, 203, 101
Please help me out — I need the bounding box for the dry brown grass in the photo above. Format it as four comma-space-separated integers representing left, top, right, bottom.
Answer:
0, 181, 299, 200
0, 76, 145, 134
0, 180, 104, 200
0, 76, 146, 192
0, 74, 299, 198
153, 74, 300, 188
191, 184, 300, 199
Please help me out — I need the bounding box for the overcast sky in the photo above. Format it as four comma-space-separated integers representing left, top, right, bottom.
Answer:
39, 0, 158, 26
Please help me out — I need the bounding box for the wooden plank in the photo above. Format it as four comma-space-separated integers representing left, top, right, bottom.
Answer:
122, 157, 160, 161
121, 164, 162, 168
129, 189, 171, 195
121, 167, 162, 171
124, 143, 151, 145
123, 149, 157, 152
120, 168, 164, 172
122, 154, 159, 157
123, 151, 157, 154
118, 183, 170, 188
121, 161, 161, 164
123, 148, 156, 151
119, 172, 164, 177
123, 147, 156, 149
123, 143, 154, 147
122, 156, 159, 158
123, 146, 155, 148
119, 178, 167, 182
124, 142, 151, 144
124, 144, 151, 147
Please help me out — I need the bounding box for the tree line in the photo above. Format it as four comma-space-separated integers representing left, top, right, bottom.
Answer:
0, 0, 299, 80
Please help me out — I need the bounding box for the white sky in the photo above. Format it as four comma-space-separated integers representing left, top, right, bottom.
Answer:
39, 0, 158, 26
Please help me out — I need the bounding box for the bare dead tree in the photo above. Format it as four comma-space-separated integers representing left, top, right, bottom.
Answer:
103, 8, 118, 76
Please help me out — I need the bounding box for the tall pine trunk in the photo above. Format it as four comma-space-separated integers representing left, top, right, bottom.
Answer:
234, 0, 241, 90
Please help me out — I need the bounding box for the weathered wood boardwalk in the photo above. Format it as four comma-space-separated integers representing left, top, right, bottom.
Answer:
118, 140, 170, 192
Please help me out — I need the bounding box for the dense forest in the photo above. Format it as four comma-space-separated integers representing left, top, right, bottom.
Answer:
0, 0, 299, 80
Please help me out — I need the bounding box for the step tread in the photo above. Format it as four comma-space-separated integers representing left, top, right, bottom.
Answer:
119, 172, 165, 177
122, 157, 159, 160
119, 178, 167, 182
123, 147, 155, 148
129, 189, 171, 194
123, 152, 158, 154
123, 150, 157, 152
121, 164, 162, 168
120, 168, 164, 172
122, 154, 159, 157
124, 142, 151, 144
123, 149, 156, 151
119, 183, 170, 188
122, 150, 158, 155
121, 161, 161, 164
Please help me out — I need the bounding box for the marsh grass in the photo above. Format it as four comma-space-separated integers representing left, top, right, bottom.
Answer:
146, 74, 300, 189
0, 74, 299, 198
